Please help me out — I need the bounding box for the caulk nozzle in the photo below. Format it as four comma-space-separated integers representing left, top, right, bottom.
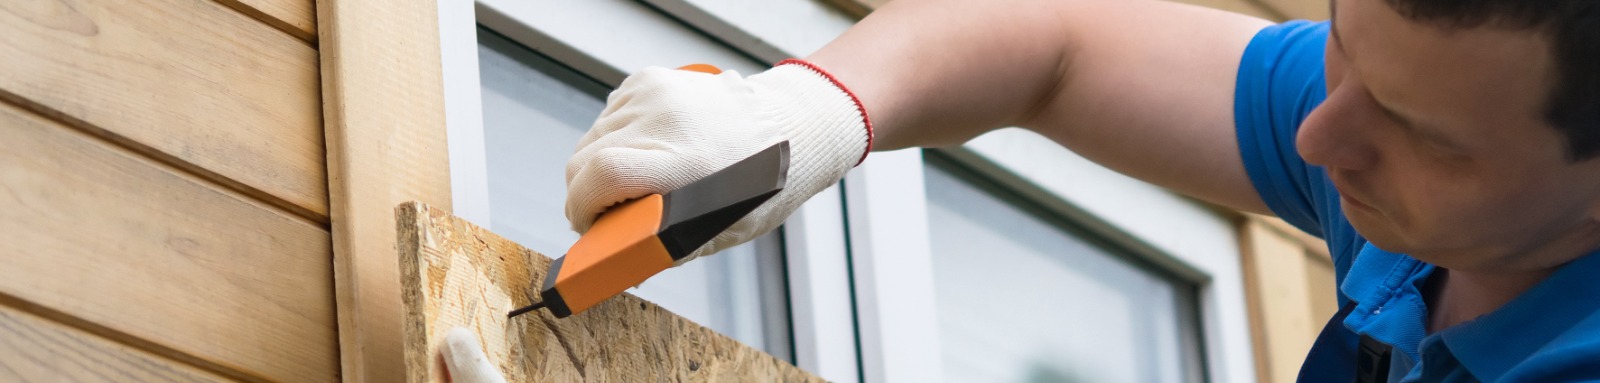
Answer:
507, 301, 546, 318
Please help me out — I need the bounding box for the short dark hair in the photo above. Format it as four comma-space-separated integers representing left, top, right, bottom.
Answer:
1383, 0, 1600, 161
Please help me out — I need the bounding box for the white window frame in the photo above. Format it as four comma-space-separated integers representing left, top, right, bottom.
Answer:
436, 1, 1256, 382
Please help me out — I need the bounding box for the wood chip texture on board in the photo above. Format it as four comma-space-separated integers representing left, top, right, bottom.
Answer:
396, 202, 824, 382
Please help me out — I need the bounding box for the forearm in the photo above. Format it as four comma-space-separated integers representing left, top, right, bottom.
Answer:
806, 0, 1276, 212
806, 0, 1078, 150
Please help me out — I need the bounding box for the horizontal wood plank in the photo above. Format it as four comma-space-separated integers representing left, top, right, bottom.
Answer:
0, 101, 338, 382
0, 0, 328, 220
216, 0, 318, 42
397, 202, 821, 382
0, 304, 230, 383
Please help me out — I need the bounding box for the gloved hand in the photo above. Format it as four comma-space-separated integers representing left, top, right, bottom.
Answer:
566, 59, 872, 264
440, 328, 507, 383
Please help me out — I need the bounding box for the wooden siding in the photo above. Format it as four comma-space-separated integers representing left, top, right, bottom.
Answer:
0, 0, 327, 221
0, 100, 338, 382
0, 0, 336, 381
216, 0, 318, 42
0, 304, 233, 382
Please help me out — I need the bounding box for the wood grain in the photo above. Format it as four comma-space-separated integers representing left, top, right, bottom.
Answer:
0, 304, 231, 382
0, 100, 338, 382
215, 0, 318, 42
0, 0, 328, 220
317, 0, 453, 380
396, 202, 822, 382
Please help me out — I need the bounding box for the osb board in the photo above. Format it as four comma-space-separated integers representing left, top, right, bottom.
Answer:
397, 202, 823, 382
0, 302, 229, 382
0, 99, 337, 381
0, 0, 327, 221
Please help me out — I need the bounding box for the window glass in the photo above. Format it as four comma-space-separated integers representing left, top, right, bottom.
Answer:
476, 27, 792, 359
923, 160, 1203, 382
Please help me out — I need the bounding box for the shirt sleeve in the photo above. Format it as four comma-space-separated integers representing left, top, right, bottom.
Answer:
1234, 20, 1336, 238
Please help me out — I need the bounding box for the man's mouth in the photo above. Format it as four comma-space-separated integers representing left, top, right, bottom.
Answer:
1341, 193, 1378, 213
1329, 175, 1380, 214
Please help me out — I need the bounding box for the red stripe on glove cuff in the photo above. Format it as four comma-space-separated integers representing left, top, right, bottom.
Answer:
777, 58, 874, 166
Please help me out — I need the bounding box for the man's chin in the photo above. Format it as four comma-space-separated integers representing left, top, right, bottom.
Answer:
1344, 215, 1464, 267
1344, 207, 1414, 253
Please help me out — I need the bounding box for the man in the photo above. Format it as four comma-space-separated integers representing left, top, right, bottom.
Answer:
454, 0, 1600, 380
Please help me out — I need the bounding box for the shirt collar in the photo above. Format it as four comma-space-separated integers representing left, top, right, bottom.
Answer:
1436, 249, 1600, 381
1340, 243, 1434, 362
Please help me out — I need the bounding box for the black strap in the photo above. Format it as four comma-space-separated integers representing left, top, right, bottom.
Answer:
1356, 334, 1393, 383
1298, 302, 1393, 383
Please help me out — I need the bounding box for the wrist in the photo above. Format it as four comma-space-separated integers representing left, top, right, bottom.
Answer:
774, 59, 874, 165
750, 60, 873, 170
680, 60, 873, 261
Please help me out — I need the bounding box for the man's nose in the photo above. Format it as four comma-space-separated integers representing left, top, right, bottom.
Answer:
1297, 81, 1381, 171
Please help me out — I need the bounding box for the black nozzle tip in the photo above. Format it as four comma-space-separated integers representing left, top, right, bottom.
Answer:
507, 301, 546, 318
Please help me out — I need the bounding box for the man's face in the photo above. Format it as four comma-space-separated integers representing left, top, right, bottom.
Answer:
1297, 0, 1600, 272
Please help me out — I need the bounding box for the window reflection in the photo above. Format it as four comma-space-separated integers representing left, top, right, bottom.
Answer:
924, 160, 1202, 382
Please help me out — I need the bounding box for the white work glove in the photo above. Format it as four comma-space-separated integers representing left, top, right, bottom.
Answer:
566, 59, 872, 264
440, 328, 507, 383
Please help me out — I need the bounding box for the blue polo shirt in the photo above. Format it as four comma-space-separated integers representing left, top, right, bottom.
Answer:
1235, 20, 1600, 382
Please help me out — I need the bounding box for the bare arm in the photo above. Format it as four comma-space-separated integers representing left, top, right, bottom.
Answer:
807, 0, 1276, 213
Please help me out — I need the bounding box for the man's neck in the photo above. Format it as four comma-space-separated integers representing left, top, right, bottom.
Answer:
1426, 224, 1600, 333
1425, 267, 1550, 333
